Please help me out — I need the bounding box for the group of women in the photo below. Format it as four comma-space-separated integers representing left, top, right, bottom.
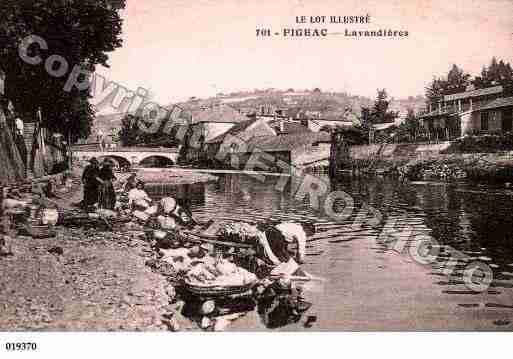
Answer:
81, 157, 117, 210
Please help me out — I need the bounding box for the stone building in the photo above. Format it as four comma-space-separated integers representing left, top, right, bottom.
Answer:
420, 85, 513, 138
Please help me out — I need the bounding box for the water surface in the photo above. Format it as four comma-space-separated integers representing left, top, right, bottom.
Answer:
146, 173, 513, 330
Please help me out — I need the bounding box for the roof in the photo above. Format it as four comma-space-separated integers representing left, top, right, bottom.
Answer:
443, 85, 503, 101
268, 120, 312, 134
474, 96, 513, 112
206, 118, 276, 144
240, 132, 330, 152
189, 104, 249, 124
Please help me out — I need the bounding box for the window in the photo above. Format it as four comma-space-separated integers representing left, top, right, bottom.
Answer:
481, 112, 489, 131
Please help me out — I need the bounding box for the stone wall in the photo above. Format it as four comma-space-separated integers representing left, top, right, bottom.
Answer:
349, 142, 452, 161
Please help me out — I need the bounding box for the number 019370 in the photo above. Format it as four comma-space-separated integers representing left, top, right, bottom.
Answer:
5, 342, 37, 351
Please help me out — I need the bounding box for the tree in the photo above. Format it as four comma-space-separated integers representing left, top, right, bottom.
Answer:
118, 113, 183, 148
370, 89, 398, 124
446, 64, 470, 93
425, 64, 470, 108
359, 106, 371, 128
118, 114, 139, 146
425, 76, 447, 107
472, 57, 513, 88
398, 108, 419, 142
0, 0, 126, 143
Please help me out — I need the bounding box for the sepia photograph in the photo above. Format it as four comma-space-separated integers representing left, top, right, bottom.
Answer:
1, 0, 513, 354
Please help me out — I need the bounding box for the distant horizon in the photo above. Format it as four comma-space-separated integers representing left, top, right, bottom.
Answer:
94, 86, 427, 117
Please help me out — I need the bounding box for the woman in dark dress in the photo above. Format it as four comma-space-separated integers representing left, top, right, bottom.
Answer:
81, 158, 101, 209
98, 161, 117, 210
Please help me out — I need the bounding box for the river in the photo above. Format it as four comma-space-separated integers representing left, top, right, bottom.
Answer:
146, 173, 513, 331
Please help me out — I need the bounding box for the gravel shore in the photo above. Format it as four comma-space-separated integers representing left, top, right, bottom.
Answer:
0, 167, 210, 331
122, 168, 218, 185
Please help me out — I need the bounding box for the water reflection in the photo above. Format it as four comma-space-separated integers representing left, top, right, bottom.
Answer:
257, 284, 313, 329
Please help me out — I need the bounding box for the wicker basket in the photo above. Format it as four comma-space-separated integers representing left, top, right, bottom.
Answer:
23, 223, 56, 238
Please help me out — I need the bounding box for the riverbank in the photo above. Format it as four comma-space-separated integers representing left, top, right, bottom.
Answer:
0, 227, 172, 330
396, 153, 513, 182
348, 142, 513, 182
0, 165, 217, 331
132, 168, 218, 185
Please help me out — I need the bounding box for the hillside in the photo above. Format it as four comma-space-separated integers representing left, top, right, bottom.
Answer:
171, 89, 426, 120
88, 89, 426, 144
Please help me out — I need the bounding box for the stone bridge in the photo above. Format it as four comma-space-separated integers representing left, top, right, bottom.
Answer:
71, 145, 180, 167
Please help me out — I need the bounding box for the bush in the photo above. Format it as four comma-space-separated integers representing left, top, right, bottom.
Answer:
443, 132, 513, 153
397, 158, 467, 181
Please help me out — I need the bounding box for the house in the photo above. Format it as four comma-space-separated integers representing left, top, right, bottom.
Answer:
229, 130, 332, 173
303, 108, 360, 132
268, 118, 312, 135
187, 103, 250, 142
184, 103, 250, 163
459, 96, 513, 134
255, 106, 360, 133
419, 85, 513, 138
205, 117, 277, 161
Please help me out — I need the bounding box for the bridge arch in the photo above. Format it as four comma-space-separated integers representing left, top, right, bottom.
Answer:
139, 155, 175, 168
97, 155, 131, 169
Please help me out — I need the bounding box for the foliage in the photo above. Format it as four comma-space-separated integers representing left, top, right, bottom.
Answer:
118, 114, 182, 148
425, 59, 513, 109
425, 64, 471, 107
425, 77, 447, 106
0, 0, 126, 142
358, 106, 372, 131
397, 158, 467, 181
446, 64, 471, 94
396, 108, 420, 142
370, 89, 398, 124
177, 126, 194, 165
443, 132, 513, 154
473, 57, 513, 88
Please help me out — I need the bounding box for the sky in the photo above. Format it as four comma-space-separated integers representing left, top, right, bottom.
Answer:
95, 0, 513, 107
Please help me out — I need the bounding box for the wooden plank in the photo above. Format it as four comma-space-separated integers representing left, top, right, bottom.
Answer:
181, 230, 254, 249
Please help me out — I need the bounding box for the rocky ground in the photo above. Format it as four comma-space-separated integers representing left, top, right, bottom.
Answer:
0, 168, 202, 331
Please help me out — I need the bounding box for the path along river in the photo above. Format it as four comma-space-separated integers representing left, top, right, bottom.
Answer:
145, 173, 513, 331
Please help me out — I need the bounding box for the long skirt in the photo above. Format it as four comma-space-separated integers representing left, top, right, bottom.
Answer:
99, 181, 116, 210
83, 183, 99, 208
